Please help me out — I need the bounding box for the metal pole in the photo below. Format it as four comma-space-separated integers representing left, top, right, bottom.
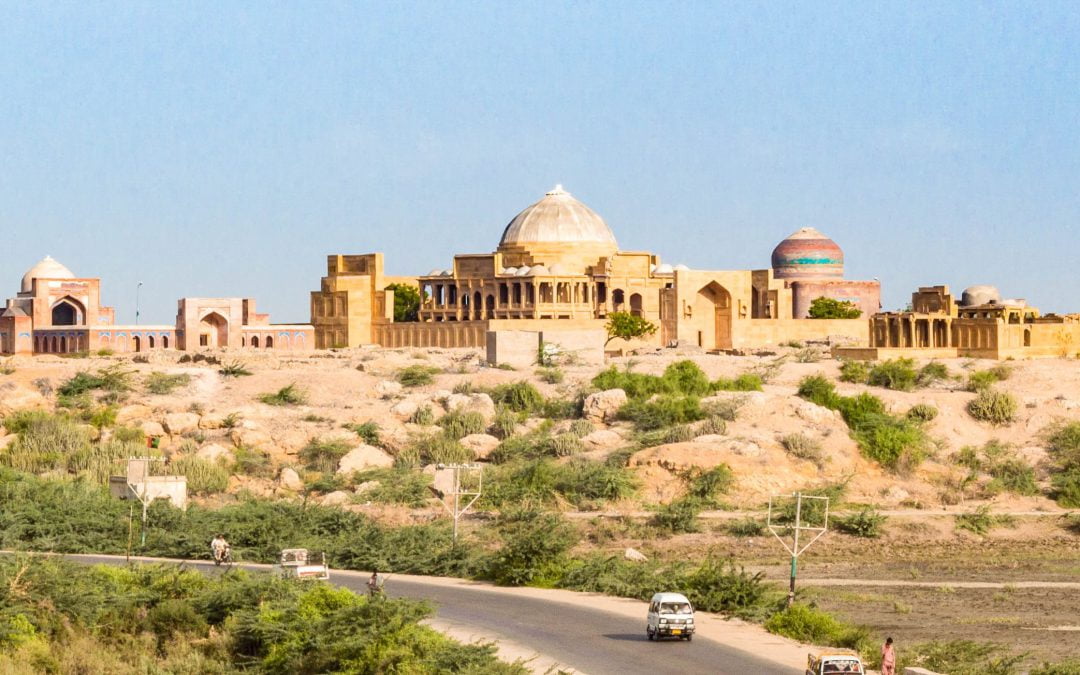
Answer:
788, 492, 802, 608
136, 281, 143, 325
127, 503, 133, 563
141, 497, 148, 547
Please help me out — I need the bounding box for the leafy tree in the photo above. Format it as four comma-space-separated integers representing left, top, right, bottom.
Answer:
807, 297, 862, 319
604, 311, 658, 345
386, 283, 421, 322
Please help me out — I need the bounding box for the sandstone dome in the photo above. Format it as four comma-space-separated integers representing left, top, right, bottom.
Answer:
771, 227, 844, 280
961, 285, 1002, 307
498, 185, 617, 250
21, 255, 74, 292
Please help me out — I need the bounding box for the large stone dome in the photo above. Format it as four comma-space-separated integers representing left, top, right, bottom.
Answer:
498, 185, 617, 249
21, 255, 75, 292
960, 285, 1001, 307
771, 227, 844, 279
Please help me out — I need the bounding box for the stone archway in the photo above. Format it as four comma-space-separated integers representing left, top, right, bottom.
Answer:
199, 312, 229, 348
697, 282, 733, 350
51, 297, 85, 326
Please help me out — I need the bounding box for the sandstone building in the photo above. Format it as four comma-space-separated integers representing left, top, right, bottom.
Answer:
311, 186, 880, 351
0, 256, 313, 355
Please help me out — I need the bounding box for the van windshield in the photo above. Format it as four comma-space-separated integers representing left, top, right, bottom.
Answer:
823, 659, 863, 673
659, 602, 692, 614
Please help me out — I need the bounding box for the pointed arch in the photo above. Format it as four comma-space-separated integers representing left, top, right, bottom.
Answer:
50, 296, 86, 326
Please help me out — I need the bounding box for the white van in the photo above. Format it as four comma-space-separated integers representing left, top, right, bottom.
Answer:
646, 592, 695, 641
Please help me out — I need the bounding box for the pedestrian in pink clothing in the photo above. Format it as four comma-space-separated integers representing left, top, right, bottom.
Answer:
880, 637, 896, 675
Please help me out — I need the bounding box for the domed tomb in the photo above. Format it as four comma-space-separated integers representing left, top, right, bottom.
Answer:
771, 228, 844, 280
960, 285, 1002, 307
21, 256, 75, 293
497, 185, 618, 271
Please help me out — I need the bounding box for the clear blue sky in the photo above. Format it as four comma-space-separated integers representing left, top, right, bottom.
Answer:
2, 2, 1077, 323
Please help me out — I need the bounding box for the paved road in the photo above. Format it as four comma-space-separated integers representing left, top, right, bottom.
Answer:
64, 554, 797, 675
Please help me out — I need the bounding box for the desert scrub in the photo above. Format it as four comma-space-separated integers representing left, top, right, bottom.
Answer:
488, 381, 544, 413
399, 433, 473, 467
1045, 421, 1080, 507
546, 432, 584, 457
218, 360, 252, 377
257, 383, 307, 406
436, 410, 486, 440
568, 419, 594, 438
535, 367, 565, 384
780, 433, 825, 468
491, 405, 521, 439
397, 364, 440, 387
651, 496, 705, 533
170, 455, 229, 495
58, 365, 134, 398
144, 372, 191, 395
232, 446, 274, 478
967, 388, 1017, 425
344, 421, 381, 446
965, 364, 1012, 392
838, 359, 869, 384
727, 517, 766, 537
906, 403, 939, 423
697, 415, 728, 435
955, 505, 1015, 535
1, 412, 92, 474
481, 457, 638, 509
298, 438, 353, 473
683, 464, 734, 506
410, 405, 436, 426
592, 360, 761, 400
351, 467, 432, 507
617, 395, 705, 430
764, 604, 870, 650
917, 361, 951, 386
867, 358, 919, 391
834, 508, 886, 538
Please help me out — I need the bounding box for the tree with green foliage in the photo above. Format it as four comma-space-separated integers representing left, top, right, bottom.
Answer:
604, 311, 658, 345
807, 297, 862, 319
386, 283, 421, 322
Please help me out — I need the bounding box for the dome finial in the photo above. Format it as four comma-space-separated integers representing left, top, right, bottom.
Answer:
547, 184, 566, 195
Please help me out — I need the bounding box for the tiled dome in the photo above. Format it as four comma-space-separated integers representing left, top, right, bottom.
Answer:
771, 228, 844, 279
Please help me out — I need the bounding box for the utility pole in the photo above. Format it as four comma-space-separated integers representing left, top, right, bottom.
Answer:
135, 281, 143, 325
767, 492, 830, 608
429, 463, 483, 543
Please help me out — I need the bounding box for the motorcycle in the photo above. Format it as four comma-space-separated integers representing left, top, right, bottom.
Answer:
213, 545, 233, 567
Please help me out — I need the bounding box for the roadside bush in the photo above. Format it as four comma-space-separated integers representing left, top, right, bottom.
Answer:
171, 455, 229, 495
867, 358, 918, 391
351, 468, 431, 507
298, 438, 352, 473
487, 509, 578, 586
617, 395, 704, 431
897, 639, 1027, 675
838, 360, 869, 384
436, 410, 486, 440
489, 381, 544, 413
651, 497, 704, 533
906, 403, 939, 423
967, 388, 1017, 425
684, 558, 772, 618
257, 383, 307, 406
764, 604, 870, 650
781, 433, 824, 468
397, 365, 440, 387
144, 372, 191, 395
834, 508, 886, 538
956, 505, 1013, 536
727, 517, 766, 537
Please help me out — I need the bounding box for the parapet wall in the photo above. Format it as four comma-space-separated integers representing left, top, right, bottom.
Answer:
733, 318, 869, 348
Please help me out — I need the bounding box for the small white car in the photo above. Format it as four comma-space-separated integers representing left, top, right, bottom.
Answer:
646, 592, 695, 641
273, 548, 330, 581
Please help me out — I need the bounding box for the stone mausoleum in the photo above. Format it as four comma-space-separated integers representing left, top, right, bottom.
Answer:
0, 256, 313, 356
311, 185, 880, 351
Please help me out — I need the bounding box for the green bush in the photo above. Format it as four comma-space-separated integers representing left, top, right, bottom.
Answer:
1051, 467, 1080, 508
906, 403, 939, 423
58, 365, 133, 398
838, 360, 869, 383
797, 375, 841, 408
987, 458, 1038, 496
917, 361, 950, 386
781, 433, 824, 467
834, 508, 886, 538
345, 421, 381, 446
651, 497, 704, 533
144, 372, 191, 395
568, 419, 594, 438
400, 433, 473, 467
956, 505, 1013, 535
298, 438, 352, 473
867, 358, 918, 391
258, 383, 307, 406
966, 365, 1010, 392
2, 413, 91, 474
397, 365, 440, 387
487, 509, 577, 586
351, 468, 432, 507
171, 455, 229, 495
592, 361, 761, 401
536, 367, 565, 384
436, 410, 486, 440
617, 395, 704, 430
547, 432, 584, 457
481, 457, 638, 509
713, 373, 764, 392
1047, 421, 1080, 469
489, 381, 544, 413
764, 604, 869, 649
232, 446, 274, 478
492, 405, 520, 439
218, 361, 253, 377
1030, 661, 1080, 675
410, 405, 436, 426
684, 464, 734, 506
967, 388, 1018, 425
727, 517, 766, 537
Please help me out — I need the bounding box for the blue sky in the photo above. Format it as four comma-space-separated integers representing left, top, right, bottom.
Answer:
2, 2, 1077, 323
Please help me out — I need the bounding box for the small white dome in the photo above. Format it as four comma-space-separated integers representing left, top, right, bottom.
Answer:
427, 269, 443, 277
655, 263, 674, 274
515, 266, 531, 276
503, 267, 518, 275
548, 263, 569, 275
673, 263, 690, 271
650, 264, 657, 272
528, 264, 550, 276
22, 256, 75, 292
440, 270, 453, 277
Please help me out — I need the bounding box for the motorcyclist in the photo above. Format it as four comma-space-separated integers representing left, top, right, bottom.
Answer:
211, 534, 230, 564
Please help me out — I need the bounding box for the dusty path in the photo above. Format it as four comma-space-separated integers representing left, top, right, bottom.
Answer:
797, 578, 1080, 589
561, 509, 1080, 520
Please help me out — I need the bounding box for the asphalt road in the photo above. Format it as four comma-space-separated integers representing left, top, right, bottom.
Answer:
66, 554, 797, 675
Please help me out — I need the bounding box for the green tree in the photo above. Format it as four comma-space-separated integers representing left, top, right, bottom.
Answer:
808, 297, 862, 319
386, 283, 421, 322
604, 311, 658, 345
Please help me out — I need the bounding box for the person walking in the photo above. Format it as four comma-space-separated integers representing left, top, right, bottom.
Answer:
880, 637, 897, 675
367, 570, 383, 598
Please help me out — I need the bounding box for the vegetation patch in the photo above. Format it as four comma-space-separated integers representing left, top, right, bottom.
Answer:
834, 508, 887, 538
144, 371, 191, 395
298, 438, 353, 473
170, 455, 229, 495
397, 364, 441, 387
257, 383, 307, 406
967, 388, 1018, 425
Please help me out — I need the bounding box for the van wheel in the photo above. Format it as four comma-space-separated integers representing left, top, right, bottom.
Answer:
646, 630, 654, 641
684, 634, 692, 642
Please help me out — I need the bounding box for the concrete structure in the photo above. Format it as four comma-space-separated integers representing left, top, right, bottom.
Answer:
837, 285, 1080, 360
0, 256, 312, 355
311, 186, 879, 353
108, 458, 187, 509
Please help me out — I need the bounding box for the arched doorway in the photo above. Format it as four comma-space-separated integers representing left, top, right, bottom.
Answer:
51, 297, 85, 326
612, 289, 625, 312
265, 335, 273, 349
199, 312, 229, 348
133, 336, 142, 353
59, 336, 67, 353
630, 293, 643, 317
485, 295, 495, 319
162, 335, 169, 349
1024, 328, 1031, 347
251, 335, 259, 348
697, 282, 733, 350
473, 292, 482, 320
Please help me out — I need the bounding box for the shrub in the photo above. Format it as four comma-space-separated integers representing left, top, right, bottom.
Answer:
852, 414, 932, 472
698, 415, 728, 435
807, 297, 862, 319
898, 640, 1027, 675
487, 509, 577, 586
684, 465, 734, 506
967, 388, 1017, 425
539, 396, 580, 419
113, 426, 145, 444
299, 438, 353, 473
727, 517, 766, 537
345, 421, 381, 446
867, 358, 918, 391
652, 497, 703, 533
403, 433, 473, 467
258, 383, 307, 406
171, 455, 229, 495
351, 468, 431, 507
618, 395, 704, 430
58, 365, 133, 398
144, 372, 191, 395
410, 405, 436, 426
397, 365, 440, 387
218, 361, 252, 378
1047, 421, 1080, 469
764, 604, 869, 649
838, 360, 869, 384
2, 413, 92, 474
834, 508, 886, 537
489, 381, 544, 413
794, 347, 823, 363
662, 360, 713, 396
436, 411, 486, 440
906, 403, 939, 423
547, 433, 584, 457
481, 457, 637, 509
1051, 468, 1080, 508
781, 433, 825, 468
713, 373, 764, 392
917, 361, 950, 386
232, 446, 274, 478
956, 505, 1011, 535
568, 419, 594, 438
797, 375, 841, 408
987, 458, 1038, 496
536, 367, 564, 384
683, 558, 771, 618
492, 405, 520, 439
702, 397, 744, 421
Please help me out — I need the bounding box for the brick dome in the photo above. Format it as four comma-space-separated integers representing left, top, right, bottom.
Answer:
771, 228, 844, 280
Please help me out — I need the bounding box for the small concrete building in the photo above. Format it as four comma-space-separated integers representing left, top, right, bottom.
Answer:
311, 185, 880, 352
